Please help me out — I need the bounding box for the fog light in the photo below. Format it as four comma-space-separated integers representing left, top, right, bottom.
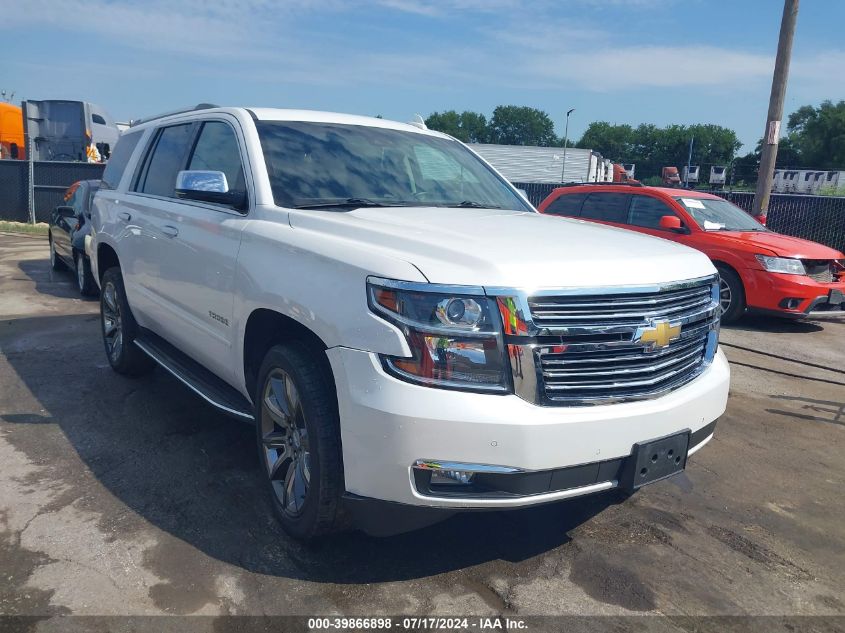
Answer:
430, 469, 474, 486
778, 297, 804, 310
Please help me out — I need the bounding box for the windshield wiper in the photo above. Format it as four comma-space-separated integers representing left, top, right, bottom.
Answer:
430, 200, 501, 209
294, 198, 407, 210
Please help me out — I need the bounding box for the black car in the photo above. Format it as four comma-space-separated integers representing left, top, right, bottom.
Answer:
48, 179, 100, 296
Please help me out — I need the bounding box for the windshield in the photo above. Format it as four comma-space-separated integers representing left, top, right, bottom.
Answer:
674, 196, 766, 231
256, 121, 533, 211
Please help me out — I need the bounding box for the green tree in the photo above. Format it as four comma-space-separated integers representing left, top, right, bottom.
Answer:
575, 122, 741, 181
576, 122, 634, 160
748, 136, 802, 168
786, 100, 845, 168
425, 110, 489, 143
487, 105, 558, 146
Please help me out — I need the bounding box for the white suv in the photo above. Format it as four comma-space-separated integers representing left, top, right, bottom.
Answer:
91, 105, 729, 539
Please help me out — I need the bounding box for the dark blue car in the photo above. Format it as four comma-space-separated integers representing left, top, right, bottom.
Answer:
48, 179, 100, 296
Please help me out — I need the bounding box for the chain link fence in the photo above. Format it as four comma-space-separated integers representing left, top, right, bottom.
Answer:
0, 159, 106, 223
514, 182, 845, 254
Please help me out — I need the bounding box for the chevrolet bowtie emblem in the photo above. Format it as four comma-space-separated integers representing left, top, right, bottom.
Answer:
635, 320, 682, 350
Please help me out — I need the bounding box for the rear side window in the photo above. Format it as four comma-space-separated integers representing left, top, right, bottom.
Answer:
545, 193, 586, 217
100, 131, 142, 190
71, 185, 86, 214
187, 121, 246, 194
580, 193, 630, 223
629, 195, 677, 229
136, 123, 194, 197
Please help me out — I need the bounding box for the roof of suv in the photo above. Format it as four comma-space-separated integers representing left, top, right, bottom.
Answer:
133, 105, 448, 138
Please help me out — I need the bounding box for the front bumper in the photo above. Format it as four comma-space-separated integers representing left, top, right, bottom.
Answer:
327, 346, 729, 509
745, 269, 845, 317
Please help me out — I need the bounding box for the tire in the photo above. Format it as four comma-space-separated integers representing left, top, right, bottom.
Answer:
255, 343, 347, 540
100, 267, 155, 376
49, 235, 67, 271
716, 265, 745, 324
75, 251, 97, 297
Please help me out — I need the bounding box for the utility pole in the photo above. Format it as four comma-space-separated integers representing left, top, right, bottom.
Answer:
753, 0, 799, 220
561, 108, 575, 183
685, 137, 694, 188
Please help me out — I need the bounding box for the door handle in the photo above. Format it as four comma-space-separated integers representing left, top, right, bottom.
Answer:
118, 211, 131, 222
161, 225, 179, 238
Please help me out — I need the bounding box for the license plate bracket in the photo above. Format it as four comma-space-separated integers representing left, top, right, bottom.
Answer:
620, 430, 690, 491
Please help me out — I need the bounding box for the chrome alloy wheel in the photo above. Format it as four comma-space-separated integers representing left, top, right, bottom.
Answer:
261, 369, 310, 517
719, 277, 732, 315
101, 281, 123, 363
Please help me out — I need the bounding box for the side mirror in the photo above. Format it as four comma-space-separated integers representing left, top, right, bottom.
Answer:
56, 205, 76, 219
659, 215, 685, 232
175, 170, 246, 211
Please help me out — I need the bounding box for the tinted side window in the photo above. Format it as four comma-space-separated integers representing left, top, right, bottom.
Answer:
138, 124, 194, 197
581, 193, 630, 223
100, 131, 142, 190
545, 193, 586, 217
187, 121, 246, 194
629, 196, 678, 229
92, 114, 106, 125
71, 185, 86, 214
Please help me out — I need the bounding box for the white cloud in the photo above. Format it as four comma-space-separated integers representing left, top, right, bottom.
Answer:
2, 0, 838, 99
519, 45, 776, 90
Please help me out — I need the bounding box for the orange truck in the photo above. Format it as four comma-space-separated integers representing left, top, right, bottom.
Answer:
612, 163, 639, 184
0, 102, 25, 159
662, 166, 681, 186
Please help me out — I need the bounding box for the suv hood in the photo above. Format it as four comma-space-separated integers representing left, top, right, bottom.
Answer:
289, 207, 715, 288
714, 230, 844, 259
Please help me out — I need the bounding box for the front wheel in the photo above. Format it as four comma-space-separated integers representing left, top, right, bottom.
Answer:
255, 343, 347, 540
716, 266, 745, 324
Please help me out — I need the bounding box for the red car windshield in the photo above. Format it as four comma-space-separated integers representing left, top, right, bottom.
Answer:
674, 196, 766, 232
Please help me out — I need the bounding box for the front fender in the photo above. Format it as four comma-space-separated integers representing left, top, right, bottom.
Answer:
231, 211, 424, 393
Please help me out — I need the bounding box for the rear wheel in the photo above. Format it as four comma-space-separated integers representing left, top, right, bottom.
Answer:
49, 235, 66, 271
75, 251, 96, 296
716, 265, 745, 324
100, 267, 155, 376
255, 343, 346, 540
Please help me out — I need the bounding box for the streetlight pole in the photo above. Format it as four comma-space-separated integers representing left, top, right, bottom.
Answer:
753, 0, 799, 220
561, 108, 575, 183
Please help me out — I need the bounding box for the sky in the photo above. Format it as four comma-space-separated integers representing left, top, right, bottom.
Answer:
1, 0, 842, 152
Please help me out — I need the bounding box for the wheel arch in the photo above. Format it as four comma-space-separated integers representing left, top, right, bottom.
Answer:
96, 242, 120, 282
711, 259, 747, 295
242, 308, 336, 404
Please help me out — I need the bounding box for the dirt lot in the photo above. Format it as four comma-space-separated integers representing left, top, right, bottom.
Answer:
1, 233, 844, 630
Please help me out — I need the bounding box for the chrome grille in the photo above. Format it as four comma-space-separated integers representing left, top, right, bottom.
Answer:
538, 330, 709, 402
502, 275, 720, 406
528, 283, 714, 328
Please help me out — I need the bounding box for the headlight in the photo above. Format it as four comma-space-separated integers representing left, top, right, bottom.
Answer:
755, 255, 806, 275
367, 278, 510, 393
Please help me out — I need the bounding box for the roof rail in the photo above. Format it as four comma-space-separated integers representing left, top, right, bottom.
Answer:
129, 103, 219, 127
554, 181, 644, 188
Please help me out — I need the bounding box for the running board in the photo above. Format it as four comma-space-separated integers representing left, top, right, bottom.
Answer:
135, 329, 254, 422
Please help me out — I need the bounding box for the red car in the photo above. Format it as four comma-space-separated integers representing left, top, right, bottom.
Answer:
538, 184, 845, 322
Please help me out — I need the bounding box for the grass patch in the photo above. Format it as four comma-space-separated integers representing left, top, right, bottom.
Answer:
0, 221, 49, 236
